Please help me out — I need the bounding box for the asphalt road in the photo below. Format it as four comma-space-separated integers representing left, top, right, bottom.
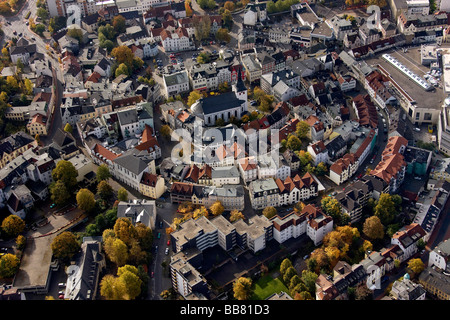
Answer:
1, 0, 65, 144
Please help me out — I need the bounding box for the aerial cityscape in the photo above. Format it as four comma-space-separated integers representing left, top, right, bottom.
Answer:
0, 0, 450, 304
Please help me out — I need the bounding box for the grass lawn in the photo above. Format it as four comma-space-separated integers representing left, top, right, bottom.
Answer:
251, 274, 291, 300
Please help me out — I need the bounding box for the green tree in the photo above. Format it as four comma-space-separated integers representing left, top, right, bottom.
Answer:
1, 215, 25, 238
0, 253, 20, 278
280, 258, 293, 276
286, 134, 302, 151
296, 121, 310, 139
52, 160, 78, 192
96, 164, 111, 182
374, 193, 397, 225
115, 63, 129, 77
50, 180, 71, 206
51, 231, 80, 261
97, 180, 113, 200
222, 9, 233, 29
301, 270, 318, 295
36, 7, 49, 20
160, 125, 171, 139
215, 28, 231, 43
117, 187, 128, 202
76, 188, 96, 212
283, 266, 297, 284
233, 277, 253, 300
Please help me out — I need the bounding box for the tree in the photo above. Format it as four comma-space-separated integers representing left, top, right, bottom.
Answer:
23, 78, 33, 95
117, 187, 128, 202
97, 180, 113, 200
100, 274, 126, 300
229, 210, 244, 222
16, 235, 26, 250
185, 0, 193, 16
193, 206, 209, 220
196, 52, 211, 64
233, 277, 253, 300
117, 266, 142, 300
222, 9, 233, 29
51, 231, 80, 261
0, 254, 20, 278
209, 201, 224, 216
114, 217, 138, 246
52, 160, 78, 192
301, 270, 318, 295
315, 162, 328, 176
1, 215, 25, 238
262, 206, 277, 219
50, 180, 71, 206
283, 266, 297, 284
296, 121, 310, 139
224, 1, 235, 11
115, 63, 130, 77
104, 236, 129, 267
160, 125, 171, 139
76, 188, 96, 212
112, 15, 126, 34
355, 283, 373, 300
67, 27, 83, 43
363, 216, 384, 240
215, 28, 231, 43
374, 193, 397, 225
187, 90, 202, 107
97, 164, 111, 182
111, 46, 134, 69
193, 15, 211, 41
286, 134, 302, 151
408, 258, 425, 276
64, 123, 73, 133
309, 248, 330, 273
280, 258, 293, 276
36, 7, 49, 20
321, 197, 342, 221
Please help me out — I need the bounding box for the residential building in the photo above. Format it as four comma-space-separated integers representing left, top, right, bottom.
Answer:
139, 172, 165, 199
276, 172, 319, 206
391, 278, 426, 300
391, 223, 427, 261
248, 178, 280, 210
271, 204, 333, 246
116, 199, 156, 229
163, 70, 190, 98
418, 266, 450, 300
329, 153, 359, 186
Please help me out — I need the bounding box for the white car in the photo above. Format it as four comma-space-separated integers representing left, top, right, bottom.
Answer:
414, 127, 421, 132
165, 248, 169, 255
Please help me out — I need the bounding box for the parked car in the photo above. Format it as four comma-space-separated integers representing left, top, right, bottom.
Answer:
157, 233, 161, 239
58, 283, 66, 288
167, 240, 170, 246
414, 127, 421, 132
165, 248, 169, 255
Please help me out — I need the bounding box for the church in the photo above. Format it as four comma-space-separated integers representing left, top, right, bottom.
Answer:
190, 76, 248, 126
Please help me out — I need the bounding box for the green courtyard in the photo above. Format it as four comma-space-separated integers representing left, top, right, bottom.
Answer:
251, 273, 291, 300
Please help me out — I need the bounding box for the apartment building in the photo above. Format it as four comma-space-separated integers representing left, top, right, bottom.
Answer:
248, 178, 280, 210
271, 204, 333, 246
276, 172, 319, 206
